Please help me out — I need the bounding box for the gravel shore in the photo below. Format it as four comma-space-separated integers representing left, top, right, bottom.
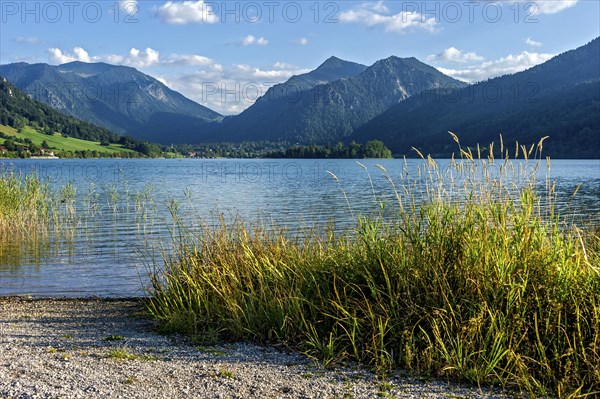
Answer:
0, 298, 519, 399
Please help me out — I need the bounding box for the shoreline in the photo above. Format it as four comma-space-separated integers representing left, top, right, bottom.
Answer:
0, 298, 519, 399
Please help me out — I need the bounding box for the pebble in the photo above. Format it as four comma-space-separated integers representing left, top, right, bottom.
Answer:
0, 298, 523, 398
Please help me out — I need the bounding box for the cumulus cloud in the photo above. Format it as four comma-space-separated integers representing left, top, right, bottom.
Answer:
524, 37, 543, 47
154, 0, 218, 24
273, 62, 295, 69
47, 46, 217, 69
103, 48, 160, 68
161, 54, 214, 66
339, 2, 437, 33
48, 47, 91, 64
229, 64, 308, 80
437, 51, 555, 83
427, 47, 485, 63
239, 35, 269, 47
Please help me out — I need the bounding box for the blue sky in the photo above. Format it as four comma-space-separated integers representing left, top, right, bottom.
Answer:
1, 0, 598, 114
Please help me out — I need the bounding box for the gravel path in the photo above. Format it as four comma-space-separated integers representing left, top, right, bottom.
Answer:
0, 298, 519, 399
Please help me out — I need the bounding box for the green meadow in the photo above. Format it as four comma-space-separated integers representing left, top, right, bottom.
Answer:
0, 124, 134, 155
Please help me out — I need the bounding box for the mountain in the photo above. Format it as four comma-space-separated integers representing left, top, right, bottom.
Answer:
0, 77, 149, 156
265, 56, 368, 101
0, 61, 222, 140
352, 37, 600, 158
0, 76, 121, 143
215, 56, 467, 144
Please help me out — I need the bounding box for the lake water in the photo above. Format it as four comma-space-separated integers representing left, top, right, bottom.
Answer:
1, 158, 599, 297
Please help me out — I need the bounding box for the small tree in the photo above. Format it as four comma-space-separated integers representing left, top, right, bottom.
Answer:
364, 140, 392, 159
4, 139, 16, 151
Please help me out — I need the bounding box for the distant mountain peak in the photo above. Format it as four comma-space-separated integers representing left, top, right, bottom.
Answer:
309, 56, 368, 79
376, 56, 419, 65
352, 37, 600, 158
220, 52, 464, 144
246, 56, 368, 108
321, 55, 345, 64
316, 56, 363, 71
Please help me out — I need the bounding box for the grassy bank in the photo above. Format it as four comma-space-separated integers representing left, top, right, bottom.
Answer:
147, 139, 600, 397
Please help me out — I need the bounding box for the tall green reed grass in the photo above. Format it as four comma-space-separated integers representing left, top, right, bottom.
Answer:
0, 169, 51, 238
149, 137, 599, 396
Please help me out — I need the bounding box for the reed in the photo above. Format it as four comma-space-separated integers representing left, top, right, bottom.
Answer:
145, 137, 598, 396
0, 169, 51, 238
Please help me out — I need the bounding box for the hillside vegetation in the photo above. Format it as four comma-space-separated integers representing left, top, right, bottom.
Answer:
0, 78, 163, 157
0, 124, 133, 158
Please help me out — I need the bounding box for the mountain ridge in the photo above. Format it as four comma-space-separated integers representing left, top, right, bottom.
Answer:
0, 61, 222, 139
0, 77, 153, 157
351, 37, 600, 158
213, 55, 466, 144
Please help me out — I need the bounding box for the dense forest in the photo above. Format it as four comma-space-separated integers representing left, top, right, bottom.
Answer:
172, 140, 393, 159
264, 140, 392, 159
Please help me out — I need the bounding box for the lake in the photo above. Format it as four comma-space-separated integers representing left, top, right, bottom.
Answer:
1, 158, 599, 297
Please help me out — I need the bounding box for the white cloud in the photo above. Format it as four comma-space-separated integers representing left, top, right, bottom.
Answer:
230, 64, 308, 80
155, 76, 169, 86
48, 47, 91, 64
240, 35, 269, 47
339, 2, 437, 33
103, 48, 160, 68
294, 37, 309, 46
273, 62, 295, 70
427, 47, 485, 63
154, 0, 218, 25
162, 54, 214, 66
15, 36, 44, 45
438, 51, 555, 83
524, 0, 578, 14
47, 47, 217, 69
524, 37, 543, 47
